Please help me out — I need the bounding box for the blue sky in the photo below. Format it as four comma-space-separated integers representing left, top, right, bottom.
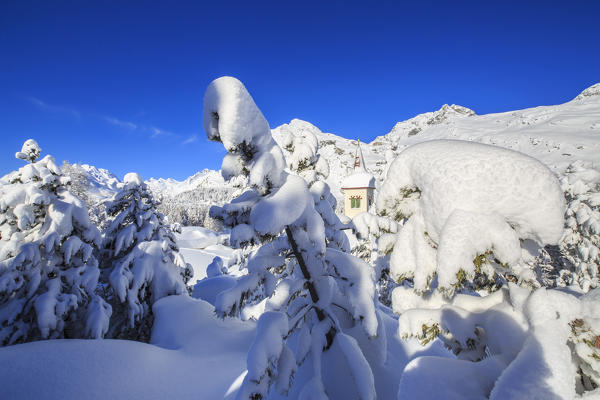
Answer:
1, 1, 599, 181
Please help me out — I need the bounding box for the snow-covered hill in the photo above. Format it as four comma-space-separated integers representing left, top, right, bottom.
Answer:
273, 83, 600, 200
370, 83, 600, 173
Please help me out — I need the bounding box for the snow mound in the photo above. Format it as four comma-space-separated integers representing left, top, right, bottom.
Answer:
0, 295, 256, 400
175, 226, 219, 249
379, 140, 565, 244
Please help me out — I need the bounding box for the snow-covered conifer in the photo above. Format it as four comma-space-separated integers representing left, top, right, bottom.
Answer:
0, 140, 110, 345
350, 212, 398, 305
377, 140, 566, 296
278, 122, 349, 253
205, 77, 381, 399
557, 161, 600, 291
100, 172, 192, 341
394, 284, 600, 398
279, 124, 330, 186
14, 139, 42, 163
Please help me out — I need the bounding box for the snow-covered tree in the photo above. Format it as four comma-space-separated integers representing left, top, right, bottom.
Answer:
61, 161, 92, 207
279, 125, 349, 252
350, 212, 399, 305
59, 162, 121, 230
204, 77, 382, 399
279, 124, 330, 186
100, 172, 192, 341
556, 161, 600, 291
377, 140, 566, 296
155, 185, 234, 228
0, 140, 111, 346
373, 140, 595, 398
394, 284, 600, 398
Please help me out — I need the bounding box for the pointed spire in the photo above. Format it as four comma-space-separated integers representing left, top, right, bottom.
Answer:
353, 139, 366, 171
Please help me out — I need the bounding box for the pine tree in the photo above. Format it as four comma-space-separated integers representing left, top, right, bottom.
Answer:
556, 161, 600, 291
204, 77, 381, 399
350, 212, 399, 305
100, 172, 192, 341
0, 139, 111, 346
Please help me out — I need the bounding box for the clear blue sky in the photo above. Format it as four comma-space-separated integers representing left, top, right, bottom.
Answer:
1, 1, 599, 180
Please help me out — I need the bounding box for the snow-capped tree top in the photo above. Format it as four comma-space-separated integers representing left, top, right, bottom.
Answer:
203, 76, 271, 153
123, 172, 144, 186
203, 76, 286, 193
15, 139, 42, 163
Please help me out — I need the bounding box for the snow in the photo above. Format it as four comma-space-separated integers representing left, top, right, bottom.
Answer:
239, 311, 290, 398
173, 226, 235, 283
378, 139, 565, 292
575, 83, 600, 101
0, 295, 256, 400
250, 174, 311, 235
203, 76, 286, 193
15, 139, 41, 163
123, 172, 143, 186
379, 140, 565, 245
175, 226, 220, 249
341, 171, 376, 189
334, 332, 376, 400
146, 169, 226, 196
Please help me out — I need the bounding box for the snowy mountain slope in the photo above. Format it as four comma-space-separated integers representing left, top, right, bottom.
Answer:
146, 168, 226, 196
371, 83, 600, 173
273, 83, 600, 203
74, 164, 120, 201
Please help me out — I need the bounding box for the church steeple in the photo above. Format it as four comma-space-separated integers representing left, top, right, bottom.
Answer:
353, 139, 366, 171
342, 139, 375, 218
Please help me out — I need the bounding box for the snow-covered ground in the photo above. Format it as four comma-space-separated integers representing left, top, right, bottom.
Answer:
175, 226, 234, 283
0, 227, 246, 399
0, 295, 255, 400
0, 226, 450, 400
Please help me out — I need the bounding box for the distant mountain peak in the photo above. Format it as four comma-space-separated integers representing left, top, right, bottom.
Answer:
376, 103, 476, 143
429, 104, 476, 124
575, 83, 600, 101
